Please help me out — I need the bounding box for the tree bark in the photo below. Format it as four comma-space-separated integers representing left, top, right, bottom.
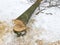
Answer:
13, 0, 42, 37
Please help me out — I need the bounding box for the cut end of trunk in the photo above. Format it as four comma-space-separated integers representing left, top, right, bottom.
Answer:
13, 19, 26, 32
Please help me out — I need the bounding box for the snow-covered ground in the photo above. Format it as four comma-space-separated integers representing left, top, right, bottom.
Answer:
33, 7, 60, 42
0, 0, 60, 45
0, 0, 33, 21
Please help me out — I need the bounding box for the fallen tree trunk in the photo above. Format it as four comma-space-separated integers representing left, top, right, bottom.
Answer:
13, 0, 42, 37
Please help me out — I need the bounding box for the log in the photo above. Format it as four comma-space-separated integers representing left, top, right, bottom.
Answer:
13, 0, 42, 37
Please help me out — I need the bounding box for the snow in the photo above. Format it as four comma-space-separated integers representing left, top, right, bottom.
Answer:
0, 0, 33, 21
34, 7, 60, 42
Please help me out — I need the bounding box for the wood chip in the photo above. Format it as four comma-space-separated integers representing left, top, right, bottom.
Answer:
36, 40, 44, 45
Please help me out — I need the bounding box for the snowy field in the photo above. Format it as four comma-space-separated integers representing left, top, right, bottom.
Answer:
0, 0, 60, 45
0, 0, 33, 21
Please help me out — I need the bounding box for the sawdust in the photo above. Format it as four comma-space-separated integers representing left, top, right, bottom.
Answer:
0, 20, 60, 45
